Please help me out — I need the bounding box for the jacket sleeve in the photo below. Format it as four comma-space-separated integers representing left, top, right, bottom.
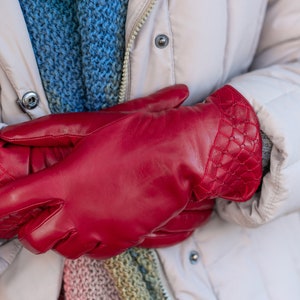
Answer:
216, 0, 300, 227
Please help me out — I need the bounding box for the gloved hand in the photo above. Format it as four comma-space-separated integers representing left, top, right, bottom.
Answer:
0, 85, 189, 240
0, 84, 262, 259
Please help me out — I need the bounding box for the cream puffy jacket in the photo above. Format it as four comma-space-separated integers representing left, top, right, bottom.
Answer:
1, 0, 300, 299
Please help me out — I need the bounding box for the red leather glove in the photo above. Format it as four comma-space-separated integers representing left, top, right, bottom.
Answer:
0, 85, 189, 240
0, 85, 262, 259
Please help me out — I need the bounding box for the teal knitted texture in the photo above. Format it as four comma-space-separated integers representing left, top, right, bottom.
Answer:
19, 0, 129, 113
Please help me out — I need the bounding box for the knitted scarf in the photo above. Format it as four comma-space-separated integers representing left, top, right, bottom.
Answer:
19, 0, 128, 113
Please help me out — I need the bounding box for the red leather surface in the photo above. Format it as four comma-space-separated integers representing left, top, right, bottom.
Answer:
0, 85, 261, 258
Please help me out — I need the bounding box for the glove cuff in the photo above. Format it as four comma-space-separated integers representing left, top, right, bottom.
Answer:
196, 85, 262, 202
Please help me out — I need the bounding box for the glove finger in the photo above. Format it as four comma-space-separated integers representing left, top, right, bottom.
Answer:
87, 243, 129, 260
140, 231, 193, 248
0, 170, 63, 239
0, 145, 29, 189
0, 112, 129, 147
140, 206, 213, 248
0, 205, 44, 240
156, 209, 212, 233
30, 146, 72, 173
106, 84, 189, 112
0, 85, 189, 147
53, 234, 99, 259
18, 208, 73, 254
184, 197, 215, 210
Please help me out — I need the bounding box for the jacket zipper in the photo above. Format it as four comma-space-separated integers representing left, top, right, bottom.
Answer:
118, 0, 158, 104
150, 249, 175, 300
118, 1, 173, 297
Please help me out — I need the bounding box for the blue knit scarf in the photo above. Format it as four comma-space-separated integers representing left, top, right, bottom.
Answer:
19, 0, 129, 113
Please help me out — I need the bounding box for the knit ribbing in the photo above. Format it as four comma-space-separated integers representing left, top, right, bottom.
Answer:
19, 0, 128, 113
104, 248, 169, 300
64, 256, 121, 300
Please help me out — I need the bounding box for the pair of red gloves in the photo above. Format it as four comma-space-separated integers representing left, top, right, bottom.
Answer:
0, 84, 262, 259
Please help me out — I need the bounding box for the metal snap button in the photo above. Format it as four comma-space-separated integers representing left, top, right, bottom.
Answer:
155, 34, 169, 49
189, 250, 200, 265
20, 91, 40, 110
